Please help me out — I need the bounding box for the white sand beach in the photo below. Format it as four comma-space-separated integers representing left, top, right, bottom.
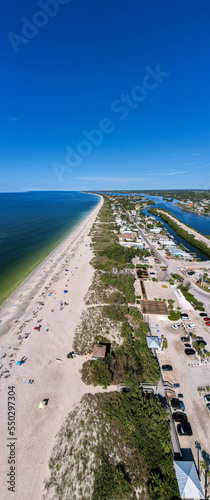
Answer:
0, 195, 112, 500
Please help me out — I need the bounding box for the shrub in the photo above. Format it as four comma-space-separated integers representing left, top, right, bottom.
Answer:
168, 310, 181, 321
163, 338, 168, 349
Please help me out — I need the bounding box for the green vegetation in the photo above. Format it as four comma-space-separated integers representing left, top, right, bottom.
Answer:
101, 272, 136, 303
163, 338, 168, 349
99, 392, 181, 500
168, 310, 181, 321
171, 273, 184, 282
178, 285, 204, 310
93, 450, 132, 500
148, 207, 210, 257
82, 315, 159, 388
45, 391, 180, 500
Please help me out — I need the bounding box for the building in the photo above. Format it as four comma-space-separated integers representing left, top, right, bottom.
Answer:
173, 461, 204, 499
119, 232, 137, 241
146, 336, 160, 349
149, 228, 162, 234
159, 238, 176, 246
119, 241, 145, 249
167, 246, 191, 258
92, 345, 106, 360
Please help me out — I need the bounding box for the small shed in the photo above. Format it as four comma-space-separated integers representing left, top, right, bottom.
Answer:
146, 336, 160, 349
92, 344, 106, 360
173, 461, 204, 499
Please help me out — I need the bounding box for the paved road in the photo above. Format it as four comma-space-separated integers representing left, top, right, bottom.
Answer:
191, 284, 210, 314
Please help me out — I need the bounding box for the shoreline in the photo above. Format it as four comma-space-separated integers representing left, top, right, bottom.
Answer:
0, 193, 100, 308
0, 195, 101, 339
0, 194, 103, 500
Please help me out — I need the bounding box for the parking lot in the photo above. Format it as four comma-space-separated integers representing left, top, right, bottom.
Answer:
156, 310, 210, 462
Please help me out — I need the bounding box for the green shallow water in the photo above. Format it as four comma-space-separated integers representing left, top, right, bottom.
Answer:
0, 191, 99, 305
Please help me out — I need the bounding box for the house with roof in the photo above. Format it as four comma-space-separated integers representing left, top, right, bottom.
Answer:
146, 336, 160, 350
173, 461, 204, 499
92, 344, 106, 360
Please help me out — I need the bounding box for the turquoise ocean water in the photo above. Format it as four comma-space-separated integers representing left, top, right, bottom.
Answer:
0, 191, 99, 305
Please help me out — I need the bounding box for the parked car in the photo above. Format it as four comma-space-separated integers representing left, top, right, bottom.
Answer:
206, 404, 210, 413
197, 336, 204, 340
186, 324, 196, 329
177, 422, 192, 436
184, 343, 191, 348
172, 412, 187, 423
185, 348, 195, 355
172, 324, 181, 330
179, 401, 185, 411
171, 398, 185, 411
200, 313, 207, 317
176, 267, 180, 271
150, 272, 156, 275
204, 394, 210, 403
178, 393, 183, 398
174, 383, 180, 388
205, 322, 210, 326
204, 317, 210, 322
182, 317, 191, 321
162, 364, 173, 371
181, 337, 190, 342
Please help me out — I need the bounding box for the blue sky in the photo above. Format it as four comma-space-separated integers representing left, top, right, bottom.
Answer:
1, 0, 210, 191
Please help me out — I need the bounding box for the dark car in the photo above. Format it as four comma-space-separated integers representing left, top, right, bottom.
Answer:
184, 343, 191, 348
200, 313, 207, 317
171, 398, 185, 411
172, 412, 187, 423
181, 337, 190, 342
178, 393, 183, 398
177, 422, 192, 436
194, 340, 207, 347
181, 313, 189, 318
185, 348, 195, 355
162, 364, 173, 371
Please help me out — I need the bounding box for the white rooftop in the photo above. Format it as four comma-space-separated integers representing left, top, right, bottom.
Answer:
146, 336, 160, 349
174, 461, 204, 499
